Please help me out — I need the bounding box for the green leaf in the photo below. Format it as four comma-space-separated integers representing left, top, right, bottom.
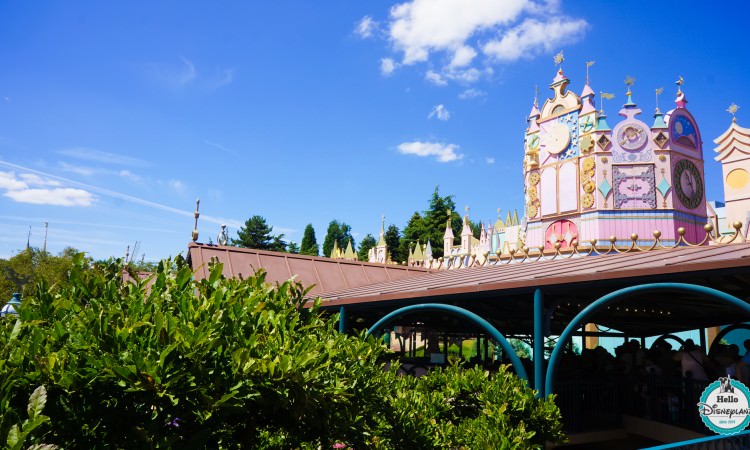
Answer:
6, 424, 20, 447
27, 386, 47, 419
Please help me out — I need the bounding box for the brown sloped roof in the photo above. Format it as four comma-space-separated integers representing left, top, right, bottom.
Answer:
317, 243, 750, 305
313, 243, 750, 337
187, 243, 429, 295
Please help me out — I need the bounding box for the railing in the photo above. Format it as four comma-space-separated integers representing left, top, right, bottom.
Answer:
556, 375, 710, 433
640, 430, 750, 449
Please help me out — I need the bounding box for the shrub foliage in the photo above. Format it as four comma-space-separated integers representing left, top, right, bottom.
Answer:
0, 255, 564, 449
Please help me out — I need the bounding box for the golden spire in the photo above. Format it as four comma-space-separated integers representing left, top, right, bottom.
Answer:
192, 198, 200, 242
624, 76, 636, 96
676, 75, 684, 94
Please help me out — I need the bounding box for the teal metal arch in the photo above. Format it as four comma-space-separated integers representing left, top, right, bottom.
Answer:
545, 283, 750, 396
366, 303, 528, 381
651, 334, 686, 350
709, 323, 750, 354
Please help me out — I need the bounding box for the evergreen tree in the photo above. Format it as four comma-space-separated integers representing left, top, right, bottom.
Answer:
421, 186, 462, 258
357, 234, 376, 261
287, 242, 300, 254
384, 224, 403, 264
399, 213, 426, 264
299, 224, 319, 256
231, 215, 287, 251
322, 220, 355, 257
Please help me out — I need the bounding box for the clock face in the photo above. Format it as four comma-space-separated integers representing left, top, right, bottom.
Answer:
579, 114, 595, 134
527, 133, 540, 151
541, 122, 570, 155
673, 159, 703, 209
670, 115, 698, 149
617, 123, 647, 151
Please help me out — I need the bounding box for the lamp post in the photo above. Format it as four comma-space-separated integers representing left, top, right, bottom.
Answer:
0, 293, 21, 317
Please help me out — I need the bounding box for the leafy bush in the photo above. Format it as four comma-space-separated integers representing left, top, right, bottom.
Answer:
0, 255, 564, 449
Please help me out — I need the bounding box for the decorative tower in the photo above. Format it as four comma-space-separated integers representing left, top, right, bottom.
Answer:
443, 210, 454, 256
460, 208, 472, 254
714, 104, 750, 236
374, 214, 388, 263
523, 64, 708, 249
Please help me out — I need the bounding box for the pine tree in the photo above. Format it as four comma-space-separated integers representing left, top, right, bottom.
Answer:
399, 213, 425, 264
299, 224, 319, 256
231, 215, 287, 251
322, 220, 356, 257
384, 224, 402, 264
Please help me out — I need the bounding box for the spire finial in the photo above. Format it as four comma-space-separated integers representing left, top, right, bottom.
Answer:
655, 87, 664, 113
624, 76, 636, 97
381, 213, 385, 231
497, 208, 502, 218
585, 60, 595, 85
676, 75, 684, 94
728, 103, 740, 123
465, 205, 470, 216
533, 85, 539, 108
553, 50, 564, 71
192, 198, 200, 242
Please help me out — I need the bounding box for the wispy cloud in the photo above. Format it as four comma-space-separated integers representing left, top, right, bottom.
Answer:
458, 88, 487, 100
0, 171, 94, 206
142, 57, 235, 91
168, 179, 187, 194
0, 161, 242, 228
486, 157, 495, 164
355, 16, 379, 39
58, 147, 149, 167
425, 70, 447, 86
204, 140, 239, 156
397, 141, 463, 162
428, 104, 451, 121
483, 17, 588, 61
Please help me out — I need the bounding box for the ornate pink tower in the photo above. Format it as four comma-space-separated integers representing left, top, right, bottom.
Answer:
523, 66, 707, 249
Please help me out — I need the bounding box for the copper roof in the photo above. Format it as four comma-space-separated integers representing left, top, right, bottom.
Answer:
315, 243, 750, 336
187, 243, 429, 295
318, 243, 750, 305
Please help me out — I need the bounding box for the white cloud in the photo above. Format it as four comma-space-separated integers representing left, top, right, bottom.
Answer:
450, 45, 477, 68
483, 18, 588, 61
360, 0, 588, 85
0, 171, 29, 190
428, 104, 451, 121
5, 188, 94, 206
355, 16, 378, 38
19, 173, 61, 187
398, 141, 463, 162
389, 0, 528, 64
486, 157, 496, 164
144, 56, 196, 89
204, 140, 238, 156
425, 70, 447, 86
58, 147, 148, 167
119, 170, 142, 183
458, 88, 487, 100
0, 170, 94, 206
380, 58, 397, 76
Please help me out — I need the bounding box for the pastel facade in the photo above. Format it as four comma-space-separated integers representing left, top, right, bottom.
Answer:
524, 68, 707, 249
714, 118, 750, 237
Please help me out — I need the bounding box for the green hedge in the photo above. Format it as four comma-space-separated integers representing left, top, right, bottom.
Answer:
0, 255, 564, 449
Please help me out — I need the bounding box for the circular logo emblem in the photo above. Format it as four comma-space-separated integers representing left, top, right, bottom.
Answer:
698, 376, 750, 434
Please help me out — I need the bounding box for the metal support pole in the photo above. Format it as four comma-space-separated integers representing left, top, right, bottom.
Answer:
338, 306, 346, 333
534, 288, 545, 397
699, 327, 707, 353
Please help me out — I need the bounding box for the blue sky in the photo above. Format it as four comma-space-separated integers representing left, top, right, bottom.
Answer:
1, 1, 748, 261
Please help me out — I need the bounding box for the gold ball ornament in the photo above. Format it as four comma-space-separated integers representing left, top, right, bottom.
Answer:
528, 171, 540, 185
583, 181, 596, 193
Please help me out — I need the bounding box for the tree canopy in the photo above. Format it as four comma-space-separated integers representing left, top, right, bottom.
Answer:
357, 234, 376, 262
322, 220, 355, 257
299, 224, 319, 256
231, 215, 287, 252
